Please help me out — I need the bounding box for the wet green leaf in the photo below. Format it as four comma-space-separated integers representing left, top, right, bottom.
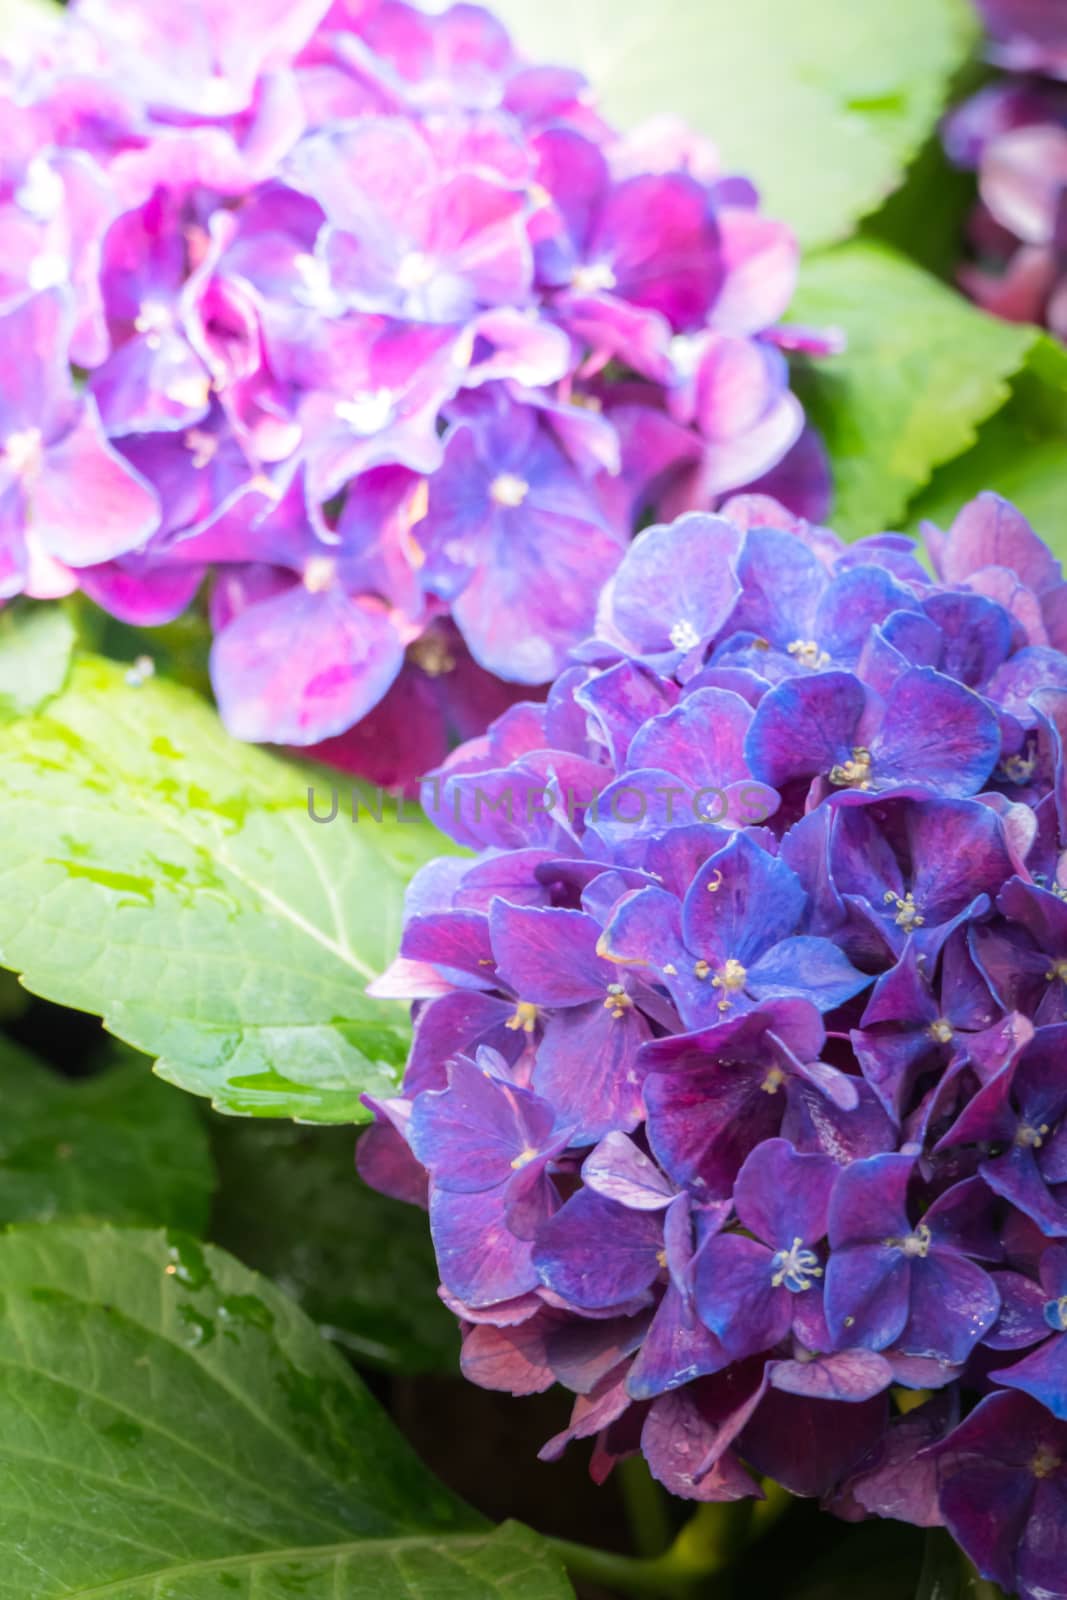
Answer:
0, 656, 458, 1122
0, 1223, 573, 1599
492, 0, 977, 250
210, 1119, 458, 1373
0, 1036, 214, 1231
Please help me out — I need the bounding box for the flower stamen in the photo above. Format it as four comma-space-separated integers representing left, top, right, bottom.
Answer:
884, 890, 925, 931
1031, 1447, 1062, 1479
829, 747, 873, 789
506, 1001, 539, 1034
603, 983, 632, 1019
770, 1237, 823, 1292
886, 1223, 931, 1259
787, 639, 830, 670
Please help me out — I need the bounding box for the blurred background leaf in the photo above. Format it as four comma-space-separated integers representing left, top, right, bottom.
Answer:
209, 1117, 458, 1374
787, 241, 1053, 537
0, 605, 74, 725
0, 1034, 214, 1230
909, 335, 1067, 556
492, 0, 977, 250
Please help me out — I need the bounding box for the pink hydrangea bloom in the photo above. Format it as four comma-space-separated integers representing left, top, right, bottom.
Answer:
1, 0, 834, 782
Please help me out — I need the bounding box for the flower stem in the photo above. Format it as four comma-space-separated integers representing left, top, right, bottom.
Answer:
965, 1576, 1007, 1600
548, 1500, 745, 1599
750, 1478, 792, 1538
618, 1456, 674, 1558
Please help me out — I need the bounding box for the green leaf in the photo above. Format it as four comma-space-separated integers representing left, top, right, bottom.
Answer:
0, 1035, 215, 1231
0, 604, 74, 724
788, 241, 1040, 537
0, 655, 459, 1123
863, 132, 978, 283
210, 1118, 458, 1373
0, 972, 28, 1025
0, 1223, 573, 1599
908, 335, 1067, 558
66, 591, 215, 700
491, 0, 977, 250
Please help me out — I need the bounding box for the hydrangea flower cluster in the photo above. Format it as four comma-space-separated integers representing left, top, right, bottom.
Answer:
0, 0, 830, 786
362, 490, 1067, 1599
944, 0, 1067, 336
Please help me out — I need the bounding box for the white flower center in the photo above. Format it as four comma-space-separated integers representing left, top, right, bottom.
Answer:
303, 555, 337, 594
3, 427, 44, 481
184, 429, 218, 470
669, 619, 700, 651
571, 260, 617, 294
490, 473, 529, 508
15, 159, 63, 221
396, 250, 436, 291
787, 638, 830, 670
669, 333, 704, 379
134, 300, 173, 351
335, 389, 395, 435
165, 374, 211, 410
292, 253, 340, 312
27, 253, 69, 292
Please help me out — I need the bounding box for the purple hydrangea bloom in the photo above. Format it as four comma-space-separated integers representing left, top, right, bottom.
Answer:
0, 288, 158, 596
927, 1390, 1067, 1600
944, 1, 1067, 335
991, 1243, 1067, 1415
0, 0, 830, 787
364, 490, 1067, 1585
692, 1138, 837, 1361
824, 1155, 1001, 1364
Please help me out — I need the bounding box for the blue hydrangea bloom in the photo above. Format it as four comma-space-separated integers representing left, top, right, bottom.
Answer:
361, 489, 1067, 1593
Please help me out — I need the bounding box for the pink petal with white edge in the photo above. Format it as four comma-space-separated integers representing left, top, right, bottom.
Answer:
711, 209, 799, 335
694, 334, 782, 442
32, 402, 160, 565
694, 390, 804, 499
981, 125, 1067, 244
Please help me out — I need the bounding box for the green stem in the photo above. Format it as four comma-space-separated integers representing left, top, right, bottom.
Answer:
617, 1456, 674, 1559
673, 1500, 751, 1568
547, 1535, 695, 1599
750, 1478, 791, 1539
964, 1575, 1007, 1600
548, 1501, 744, 1600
